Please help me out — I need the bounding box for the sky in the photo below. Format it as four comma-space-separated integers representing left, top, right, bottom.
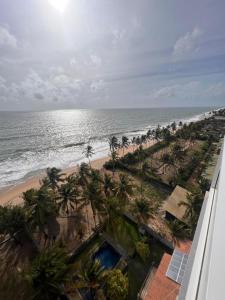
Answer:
0, 0, 225, 110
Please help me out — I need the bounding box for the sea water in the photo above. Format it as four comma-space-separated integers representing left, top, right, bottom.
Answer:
0, 107, 216, 188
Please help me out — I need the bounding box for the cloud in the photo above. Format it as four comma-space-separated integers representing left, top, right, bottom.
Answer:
0, 25, 17, 49
0, 67, 107, 108
90, 79, 105, 92
112, 28, 127, 46
151, 80, 225, 102
90, 54, 102, 67
152, 81, 200, 101
206, 82, 225, 97
173, 27, 203, 58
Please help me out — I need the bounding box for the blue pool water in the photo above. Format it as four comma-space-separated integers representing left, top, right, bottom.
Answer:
79, 242, 121, 300
93, 242, 121, 269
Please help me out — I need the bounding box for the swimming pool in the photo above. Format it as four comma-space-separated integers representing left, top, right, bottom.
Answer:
93, 242, 121, 269
79, 242, 121, 300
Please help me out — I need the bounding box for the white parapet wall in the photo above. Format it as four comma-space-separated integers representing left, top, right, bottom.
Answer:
178, 138, 225, 300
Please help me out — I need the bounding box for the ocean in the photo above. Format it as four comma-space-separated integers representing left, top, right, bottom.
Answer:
0, 107, 215, 188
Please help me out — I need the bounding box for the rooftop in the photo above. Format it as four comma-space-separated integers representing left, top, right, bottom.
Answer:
163, 185, 190, 223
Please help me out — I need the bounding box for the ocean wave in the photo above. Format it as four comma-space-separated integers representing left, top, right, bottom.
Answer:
0, 107, 217, 189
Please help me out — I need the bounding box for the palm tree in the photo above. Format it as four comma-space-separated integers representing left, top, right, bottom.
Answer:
26, 245, 72, 300
46, 167, 65, 191
83, 145, 94, 168
141, 161, 152, 176
23, 186, 57, 234
0, 205, 32, 245
172, 144, 184, 162
146, 129, 152, 143
171, 121, 177, 132
108, 136, 119, 153
179, 188, 203, 236
155, 125, 161, 141
103, 174, 115, 197
135, 136, 141, 147
160, 153, 175, 174
75, 259, 106, 299
57, 181, 80, 215
83, 179, 103, 227
131, 137, 136, 151
78, 163, 90, 186
167, 219, 190, 242
111, 150, 118, 176
115, 174, 133, 204
121, 136, 129, 156
101, 196, 124, 227
90, 169, 102, 184
132, 198, 152, 224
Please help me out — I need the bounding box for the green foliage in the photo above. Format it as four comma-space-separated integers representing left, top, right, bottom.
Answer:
57, 179, 80, 215
76, 259, 106, 298
23, 186, 57, 233
115, 174, 133, 203
104, 141, 168, 170
167, 219, 190, 240
0, 205, 29, 239
106, 269, 128, 300
135, 240, 150, 262
179, 187, 203, 236
46, 167, 64, 190
26, 245, 72, 300
132, 198, 152, 223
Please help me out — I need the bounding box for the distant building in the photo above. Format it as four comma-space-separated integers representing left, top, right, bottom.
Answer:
163, 185, 190, 224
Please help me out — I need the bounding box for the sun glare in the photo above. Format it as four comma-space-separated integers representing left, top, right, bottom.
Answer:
48, 0, 69, 13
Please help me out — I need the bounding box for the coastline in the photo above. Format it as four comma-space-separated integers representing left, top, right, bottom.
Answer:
0, 140, 155, 206
0, 107, 219, 207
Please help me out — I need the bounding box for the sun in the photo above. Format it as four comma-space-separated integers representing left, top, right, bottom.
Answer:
48, 0, 69, 13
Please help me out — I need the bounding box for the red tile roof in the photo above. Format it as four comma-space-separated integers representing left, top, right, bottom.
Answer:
142, 241, 192, 300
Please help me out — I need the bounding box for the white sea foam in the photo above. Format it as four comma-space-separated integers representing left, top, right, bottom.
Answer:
0, 107, 218, 189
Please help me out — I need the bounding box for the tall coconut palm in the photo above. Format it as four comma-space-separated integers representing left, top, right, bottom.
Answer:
172, 144, 185, 163
132, 198, 152, 224
131, 137, 136, 151
83, 145, 94, 168
103, 174, 115, 197
108, 136, 119, 153
121, 136, 129, 156
26, 245, 72, 300
90, 169, 102, 184
75, 259, 106, 299
57, 181, 80, 215
179, 189, 203, 236
46, 167, 65, 191
115, 174, 133, 204
167, 219, 190, 242
171, 121, 177, 132
135, 136, 141, 148
160, 153, 175, 174
0, 205, 32, 245
110, 150, 118, 176
155, 125, 161, 141
83, 179, 103, 227
78, 163, 90, 186
23, 186, 57, 234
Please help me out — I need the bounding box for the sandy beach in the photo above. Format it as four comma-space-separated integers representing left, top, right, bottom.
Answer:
0, 140, 156, 207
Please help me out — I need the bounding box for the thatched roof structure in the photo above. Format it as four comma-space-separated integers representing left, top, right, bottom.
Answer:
163, 185, 190, 223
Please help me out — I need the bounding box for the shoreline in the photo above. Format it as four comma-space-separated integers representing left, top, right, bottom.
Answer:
0, 107, 219, 207
0, 140, 155, 206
